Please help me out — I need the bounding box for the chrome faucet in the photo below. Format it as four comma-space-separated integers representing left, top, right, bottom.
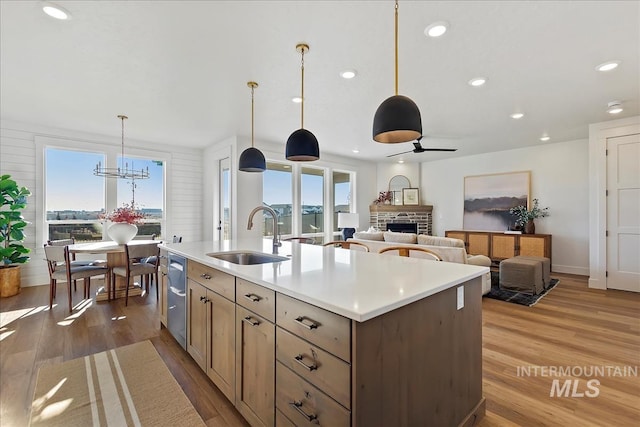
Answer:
247, 205, 281, 254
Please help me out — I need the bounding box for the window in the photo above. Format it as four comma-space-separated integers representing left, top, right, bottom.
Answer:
45, 148, 165, 242
301, 167, 324, 242
116, 156, 164, 237
333, 171, 352, 234
262, 162, 292, 237
46, 148, 105, 241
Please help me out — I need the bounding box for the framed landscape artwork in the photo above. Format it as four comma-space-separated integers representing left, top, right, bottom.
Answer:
402, 188, 419, 205
463, 171, 531, 231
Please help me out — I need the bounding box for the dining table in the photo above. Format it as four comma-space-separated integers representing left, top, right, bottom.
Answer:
68, 240, 159, 302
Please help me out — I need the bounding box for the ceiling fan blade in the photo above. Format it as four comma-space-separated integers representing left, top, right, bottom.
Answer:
386, 150, 415, 157
418, 148, 458, 152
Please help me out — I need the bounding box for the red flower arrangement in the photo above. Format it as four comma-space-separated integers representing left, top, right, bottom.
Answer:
101, 203, 146, 224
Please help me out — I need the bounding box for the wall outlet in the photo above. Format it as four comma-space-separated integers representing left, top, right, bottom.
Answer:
457, 286, 464, 310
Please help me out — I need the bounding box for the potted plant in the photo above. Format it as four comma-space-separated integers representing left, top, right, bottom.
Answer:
0, 175, 31, 297
509, 198, 549, 234
101, 202, 146, 244
374, 191, 393, 205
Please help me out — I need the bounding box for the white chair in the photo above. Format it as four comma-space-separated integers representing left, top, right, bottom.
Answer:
378, 246, 443, 261
323, 241, 369, 252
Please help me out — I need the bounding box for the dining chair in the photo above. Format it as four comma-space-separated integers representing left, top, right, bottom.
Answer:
283, 237, 315, 244
44, 244, 109, 311
378, 246, 443, 261
322, 241, 370, 252
47, 238, 106, 290
111, 243, 160, 305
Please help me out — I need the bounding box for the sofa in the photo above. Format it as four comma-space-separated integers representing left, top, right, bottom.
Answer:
349, 231, 492, 295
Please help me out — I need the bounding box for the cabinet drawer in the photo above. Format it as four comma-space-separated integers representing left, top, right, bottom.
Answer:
237, 278, 275, 323
276, 362, 350, 427
276, 409, 296, 427
276, 327, 350, 409
187, 261, 235, 301
276, 294, 351, 362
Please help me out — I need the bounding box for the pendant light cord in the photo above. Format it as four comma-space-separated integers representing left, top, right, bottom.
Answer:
118, 115, 127, 173
395, 0, 399, 96
251, 84, 255, 148
300, 47, 305, 129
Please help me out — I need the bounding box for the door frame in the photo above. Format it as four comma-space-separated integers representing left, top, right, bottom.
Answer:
588, 115, 640, 289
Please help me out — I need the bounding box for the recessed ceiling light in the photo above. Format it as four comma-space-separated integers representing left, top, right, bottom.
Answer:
540, 135, 550, 142
398, 159, 405, 164
340, 70, 357, 79
425, 21, 448, 38
510, 113, 524, 119
607, 101, 623, 114
596, 61, 620, 72
42, 2, 71, 20
352, 148, 360, 154
291, 96, 302, 103
468, 77, 486, 87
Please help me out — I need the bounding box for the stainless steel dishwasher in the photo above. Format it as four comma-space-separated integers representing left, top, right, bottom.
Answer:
167, 253, 186, 349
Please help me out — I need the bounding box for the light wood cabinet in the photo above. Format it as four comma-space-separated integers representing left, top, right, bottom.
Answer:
236, 305, 275, 427
182, 257, 484, 427
446, 230, 552, 268
187, 262, 237, 402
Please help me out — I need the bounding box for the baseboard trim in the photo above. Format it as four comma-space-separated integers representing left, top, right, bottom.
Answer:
552, 264, 589, 276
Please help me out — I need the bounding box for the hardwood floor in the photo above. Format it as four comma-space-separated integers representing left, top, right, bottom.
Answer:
0, 274, 638, 426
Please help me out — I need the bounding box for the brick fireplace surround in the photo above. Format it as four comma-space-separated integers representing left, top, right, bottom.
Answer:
369, 204, 434, 236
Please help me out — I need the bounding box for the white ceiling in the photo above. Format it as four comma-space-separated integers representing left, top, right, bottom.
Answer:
1, 1, 638, 162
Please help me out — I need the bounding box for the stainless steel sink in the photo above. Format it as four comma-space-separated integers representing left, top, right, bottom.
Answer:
206, 251, 289, 265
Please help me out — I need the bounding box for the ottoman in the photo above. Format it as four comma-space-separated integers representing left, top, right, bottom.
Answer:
499, 257, 544, 295
514, 255, 551, 288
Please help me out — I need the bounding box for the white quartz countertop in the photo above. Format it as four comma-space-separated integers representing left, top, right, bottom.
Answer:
160, 239, 488, 322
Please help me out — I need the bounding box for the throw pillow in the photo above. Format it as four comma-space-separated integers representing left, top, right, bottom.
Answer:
417, 235, 465, 248
353, 231, 385, 241
383, 231, 418, 244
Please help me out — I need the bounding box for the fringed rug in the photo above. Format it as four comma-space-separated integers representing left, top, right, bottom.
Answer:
30, 340, 205, 426
484, 271, 559, 306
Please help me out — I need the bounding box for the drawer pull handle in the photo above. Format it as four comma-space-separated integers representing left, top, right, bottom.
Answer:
200, 273, 211, 280
290, 401, 318, 423
294, 316, 319, 330
244, 293, 262, 303
294, 354, 317, 371
243, 316, 260, 327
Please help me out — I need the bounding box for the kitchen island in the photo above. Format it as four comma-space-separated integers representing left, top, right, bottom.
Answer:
160, 239, 488, 427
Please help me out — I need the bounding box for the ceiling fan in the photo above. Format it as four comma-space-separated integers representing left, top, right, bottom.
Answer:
386, 136, 458, 157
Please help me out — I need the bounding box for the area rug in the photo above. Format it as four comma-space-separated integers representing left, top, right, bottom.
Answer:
30, 340, 205, 426
484, 271, 559, 306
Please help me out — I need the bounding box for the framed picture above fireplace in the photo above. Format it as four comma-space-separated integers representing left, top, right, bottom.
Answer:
402, 188, 419, 205
463, 171, 531, 231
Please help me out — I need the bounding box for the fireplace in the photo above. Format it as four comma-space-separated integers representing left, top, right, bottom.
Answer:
369, 205, 433, 235
386, 223, 418, 233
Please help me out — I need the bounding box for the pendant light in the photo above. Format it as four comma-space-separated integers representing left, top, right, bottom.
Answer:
239, 81, 266, 172
372, 0, 422, 143
94, 115, 150, 179
285, 43, 320, 161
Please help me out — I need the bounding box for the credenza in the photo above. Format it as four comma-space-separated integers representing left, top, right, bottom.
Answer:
445, 230, 552, 270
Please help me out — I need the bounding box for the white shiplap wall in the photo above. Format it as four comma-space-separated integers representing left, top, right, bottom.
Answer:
0, 120, 203, 287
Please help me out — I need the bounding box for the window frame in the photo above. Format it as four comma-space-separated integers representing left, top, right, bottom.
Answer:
36, 136, 169, 245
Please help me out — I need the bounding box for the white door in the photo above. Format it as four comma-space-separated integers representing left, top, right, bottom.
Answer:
607, 133, 640, 292
219, 157, 231, 241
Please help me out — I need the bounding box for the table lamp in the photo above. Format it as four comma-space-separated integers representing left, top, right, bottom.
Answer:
338, 213, 359, 241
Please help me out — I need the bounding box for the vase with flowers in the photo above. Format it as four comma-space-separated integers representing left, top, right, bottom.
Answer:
101, 202, 146, 244
509, 198, 549, 234
374, 191, 393, 205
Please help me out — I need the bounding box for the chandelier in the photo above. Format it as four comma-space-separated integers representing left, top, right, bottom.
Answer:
93, 115, 150, 179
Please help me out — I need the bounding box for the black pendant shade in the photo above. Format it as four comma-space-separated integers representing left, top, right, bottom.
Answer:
372, 1, 423, 144
373, 95, 422, 143
239, 146, 266, 172
239, 81, 266, 172
285, 128, 319, 161
286, 43, 319, 162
